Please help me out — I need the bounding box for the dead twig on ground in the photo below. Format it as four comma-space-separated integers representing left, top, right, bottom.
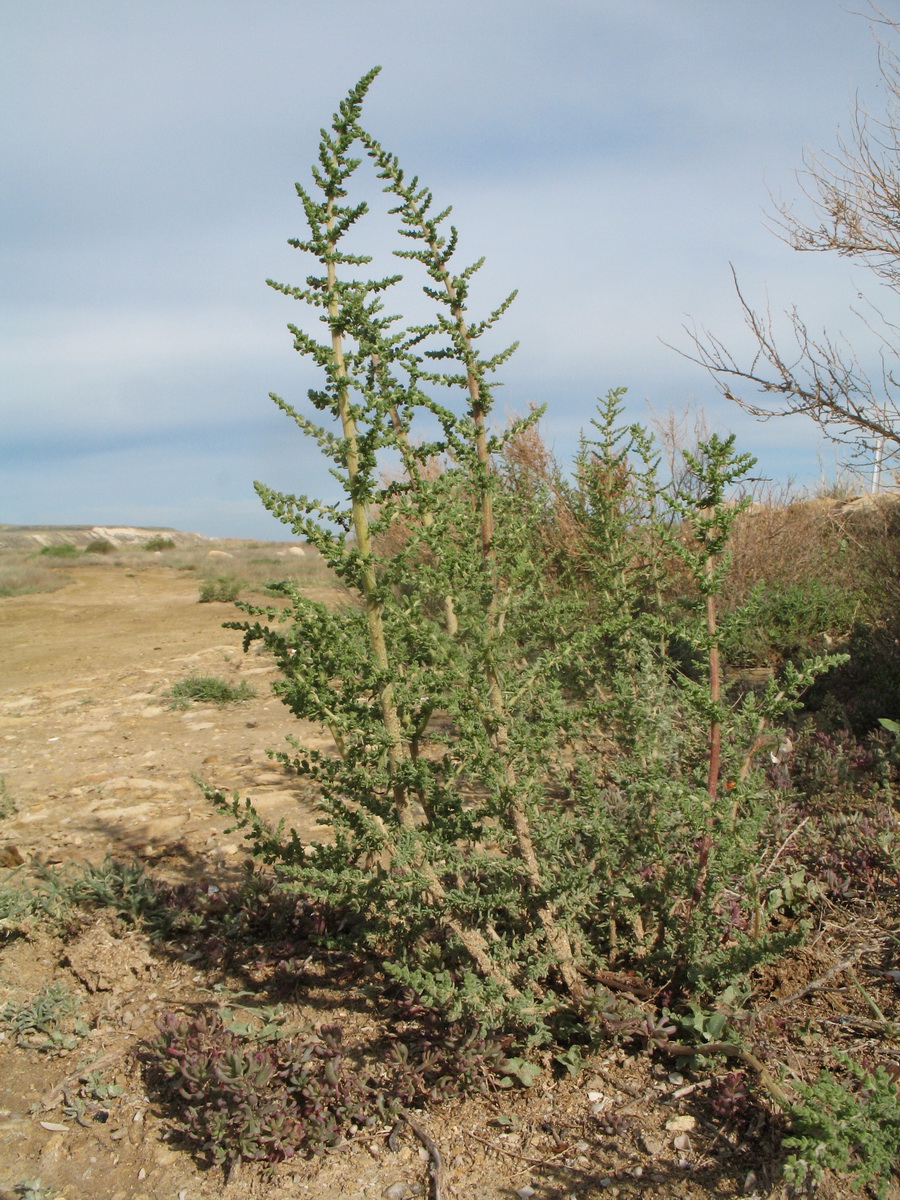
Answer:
466, 1131, 596, 1177
756, 950, 867, 1016
400, 1110, 446, 1200
659, 1042, 794, 1109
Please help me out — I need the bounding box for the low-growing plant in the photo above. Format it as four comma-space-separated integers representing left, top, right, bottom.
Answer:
144, 534, 176, 551
13, 1181, 54, 1200
0, 878, 42, 928
0, 776, 16, 819
199, 574, 243, 603
47, 855, 162, 923
61, 1068, 125, 1124
783, 1054, 900, 1197
148, 1012, 382, 1169
83, 538, 115, 554
146, 1000, 509, 1171
164, 675, 255, 708
0, 982, 85, 1053
38, 544, 79, 557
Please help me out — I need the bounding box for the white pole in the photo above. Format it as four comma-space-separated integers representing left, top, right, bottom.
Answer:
872, 435, 885, 494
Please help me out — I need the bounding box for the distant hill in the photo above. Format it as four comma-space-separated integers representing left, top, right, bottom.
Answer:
0, 525, 216, 551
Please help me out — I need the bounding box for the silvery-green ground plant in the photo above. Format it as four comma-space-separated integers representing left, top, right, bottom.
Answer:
218, 68, 840, 1038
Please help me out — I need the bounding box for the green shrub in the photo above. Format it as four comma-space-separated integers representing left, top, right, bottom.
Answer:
199, 574, 243, 603
718, 578, 859, 668
165, 675, 255, 708
83, 538, 115, 554
216, 70, 837, 1037
38, 544, 79, 558
805, 615, 900, 733
144, 534, 176, 551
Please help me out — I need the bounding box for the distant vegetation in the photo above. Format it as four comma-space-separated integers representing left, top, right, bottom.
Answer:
198, 574, 243, 603
0, 535, 328, 599
163, 674, 256, 708
144, 534, 176, 551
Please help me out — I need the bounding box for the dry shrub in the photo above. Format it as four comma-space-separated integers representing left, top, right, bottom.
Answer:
498, 416, 583, 576
723, 496, 852, 611
0, 562, 69, 597
725, 491, 900, 613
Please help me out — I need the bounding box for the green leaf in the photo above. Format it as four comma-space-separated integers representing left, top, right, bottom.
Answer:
499, 1057, 542, 1088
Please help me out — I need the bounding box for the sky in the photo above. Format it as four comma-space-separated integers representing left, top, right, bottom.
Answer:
1, 0, 896, 540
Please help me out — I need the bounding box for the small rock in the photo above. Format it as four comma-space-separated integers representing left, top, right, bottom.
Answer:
383, 1184, 410, 1200
640, 1134, 664, 1155
665, 1114, 696, 1132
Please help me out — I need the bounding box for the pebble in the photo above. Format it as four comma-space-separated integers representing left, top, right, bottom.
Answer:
383, 1184, 410, 1200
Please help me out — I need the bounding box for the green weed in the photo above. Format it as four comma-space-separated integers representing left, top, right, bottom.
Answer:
783, 1054, 900, 1197
144, 534, 176, 551
0, 982, 85, 1052
37, 544, 79, 557
164, 674, 255, 708
199, 574, 243, 603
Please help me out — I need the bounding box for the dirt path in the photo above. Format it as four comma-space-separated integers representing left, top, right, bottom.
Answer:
0, 563, 330, 876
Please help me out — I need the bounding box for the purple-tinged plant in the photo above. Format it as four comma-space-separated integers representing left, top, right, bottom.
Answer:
710, 1071, 750, 1121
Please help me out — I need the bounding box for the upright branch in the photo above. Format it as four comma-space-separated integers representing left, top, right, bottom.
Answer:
257, 69, 516, 995
359, 128, 586, 1001
663, 436, 756, 912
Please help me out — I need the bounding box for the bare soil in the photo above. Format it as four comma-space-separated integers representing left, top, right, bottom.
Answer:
0, 555, 898, 1200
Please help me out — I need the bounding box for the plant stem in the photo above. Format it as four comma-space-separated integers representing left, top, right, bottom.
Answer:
421, 210, 583, 999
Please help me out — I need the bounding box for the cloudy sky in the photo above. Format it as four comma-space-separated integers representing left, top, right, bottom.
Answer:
1, 1, 894, 539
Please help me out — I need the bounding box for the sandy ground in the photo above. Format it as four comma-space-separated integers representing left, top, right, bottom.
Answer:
0, 563, 330, 877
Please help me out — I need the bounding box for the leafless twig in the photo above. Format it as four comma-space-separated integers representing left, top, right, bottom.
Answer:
401, 1110, 446, 1200
756, 950, 867, 1015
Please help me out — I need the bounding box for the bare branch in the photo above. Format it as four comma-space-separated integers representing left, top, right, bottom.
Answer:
679, 6, 900, 468
680, 267, 900, 463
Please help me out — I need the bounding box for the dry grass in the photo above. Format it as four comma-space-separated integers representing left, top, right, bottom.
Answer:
0, 561, 72, 598
0, 536, 336, 600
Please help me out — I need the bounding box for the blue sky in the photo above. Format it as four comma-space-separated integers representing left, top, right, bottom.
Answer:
1, 0, 893, 539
